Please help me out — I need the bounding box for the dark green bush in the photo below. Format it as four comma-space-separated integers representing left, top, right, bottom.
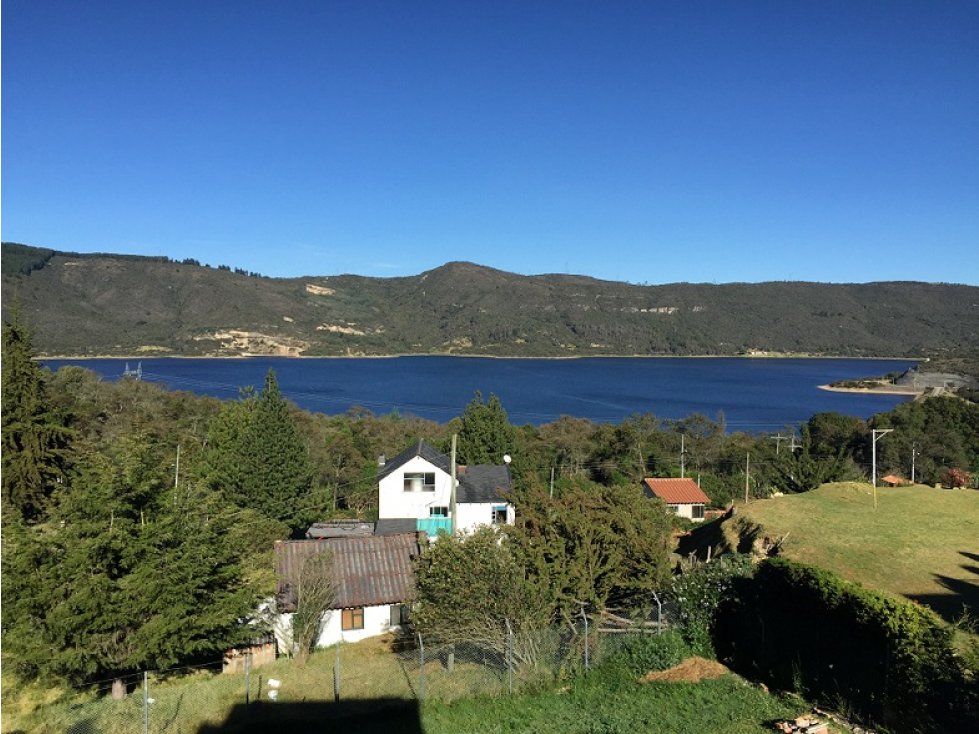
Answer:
715, 557, 977, 734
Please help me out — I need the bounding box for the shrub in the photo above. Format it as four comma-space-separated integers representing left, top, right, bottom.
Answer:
668, 554, 755, 657
601, 630, 692, 675
715, 558, 977, 733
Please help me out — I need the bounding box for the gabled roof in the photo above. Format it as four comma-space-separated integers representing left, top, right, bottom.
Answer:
275, 533, 421, 610
376, 439, 512, 503
642, 478, 710, 505
377, 439, 450, 481
458, 464, 511, 504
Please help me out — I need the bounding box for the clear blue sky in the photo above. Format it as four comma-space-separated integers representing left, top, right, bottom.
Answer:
3, 1, 978, 284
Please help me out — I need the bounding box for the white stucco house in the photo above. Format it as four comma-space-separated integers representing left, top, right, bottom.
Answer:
273, 533, 419, 650
642, 477, 710, 521
376, 440, 515, 536
274, 440, 514, 654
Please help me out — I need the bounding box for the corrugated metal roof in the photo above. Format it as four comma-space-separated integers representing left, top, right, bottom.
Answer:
275, 533, 420, 610
642, 478, 710, 505
306, 521, 375, 539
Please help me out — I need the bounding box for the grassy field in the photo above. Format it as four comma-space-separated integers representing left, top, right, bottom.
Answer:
2, 634, 816, 734
735, 482, 979, 622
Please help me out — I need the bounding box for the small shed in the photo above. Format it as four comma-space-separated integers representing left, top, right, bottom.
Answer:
642, 478, 711, 521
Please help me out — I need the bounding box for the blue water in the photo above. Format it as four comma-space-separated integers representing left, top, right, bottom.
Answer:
42, 356, 915, 430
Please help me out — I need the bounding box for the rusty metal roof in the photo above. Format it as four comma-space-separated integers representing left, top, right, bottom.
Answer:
275, 533, 420, 610
642, 478, 710, 505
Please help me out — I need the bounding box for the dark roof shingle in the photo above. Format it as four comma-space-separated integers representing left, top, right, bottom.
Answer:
458, 465, 511, 503
377, 439, 450, 481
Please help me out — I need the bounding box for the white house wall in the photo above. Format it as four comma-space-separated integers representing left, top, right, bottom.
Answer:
316, 604, 400, 647
378, 457, 452, 519
456, 502, 515, 532
274, 604, 401, 653
672, 503, 705, 522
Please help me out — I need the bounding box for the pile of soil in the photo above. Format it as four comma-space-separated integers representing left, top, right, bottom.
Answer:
639, 656, 730, 683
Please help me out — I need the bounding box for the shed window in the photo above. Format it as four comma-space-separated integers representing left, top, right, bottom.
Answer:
389, 604, 409, 626
404, 472, 436, 492
492, 505, 508, 524
341, 607, 364, 630
692, 504, 705, 519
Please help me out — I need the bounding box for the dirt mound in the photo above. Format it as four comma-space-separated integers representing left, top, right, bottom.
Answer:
640, 656, 729, 683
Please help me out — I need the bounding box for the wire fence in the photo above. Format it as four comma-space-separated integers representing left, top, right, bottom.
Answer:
12, 608, 674, 734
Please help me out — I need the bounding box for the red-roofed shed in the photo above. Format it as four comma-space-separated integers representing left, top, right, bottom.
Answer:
642, 478, 710, 521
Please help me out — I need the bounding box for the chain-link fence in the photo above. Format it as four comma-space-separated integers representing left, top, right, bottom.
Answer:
11, 608, 673, 733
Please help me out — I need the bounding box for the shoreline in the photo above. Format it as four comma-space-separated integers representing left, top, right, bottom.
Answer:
38, 352, 923, 362
817, 384, 923, 396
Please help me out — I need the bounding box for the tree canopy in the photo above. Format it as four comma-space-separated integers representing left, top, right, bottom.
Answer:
1, 309, 70, 522
457, 391, 515, 466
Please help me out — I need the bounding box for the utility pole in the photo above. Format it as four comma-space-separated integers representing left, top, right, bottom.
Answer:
789, 434, 800, 452
871, 429, 894, 509
450, 434, 458, 535
911, 442, 918, 484
744, 453, 750, 504
549, 467, 555, 498
770, 434, 786, 455
680, 434, 686, 478
174, 444, 181, 488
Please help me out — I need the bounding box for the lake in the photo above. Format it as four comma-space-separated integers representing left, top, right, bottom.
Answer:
42, 356, 915, 430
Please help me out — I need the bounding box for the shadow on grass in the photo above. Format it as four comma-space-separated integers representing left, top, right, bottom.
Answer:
906, 551, 979, 623
196, 698, 422, 733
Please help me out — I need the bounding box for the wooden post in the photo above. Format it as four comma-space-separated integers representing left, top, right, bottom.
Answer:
744, 453, 750, 504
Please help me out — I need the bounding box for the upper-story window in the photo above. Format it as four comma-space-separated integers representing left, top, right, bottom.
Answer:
404, 472, 436, 492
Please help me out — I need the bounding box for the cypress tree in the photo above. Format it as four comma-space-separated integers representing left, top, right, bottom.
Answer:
1, 309, 70, 522
1, 435, 260, 685
457, 391, 515, 465
234, 370, 313, 527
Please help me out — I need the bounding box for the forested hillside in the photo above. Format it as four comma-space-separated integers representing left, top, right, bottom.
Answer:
3, 242, 977, 357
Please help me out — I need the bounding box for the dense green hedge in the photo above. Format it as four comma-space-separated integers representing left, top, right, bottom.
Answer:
715, 558, 977, 733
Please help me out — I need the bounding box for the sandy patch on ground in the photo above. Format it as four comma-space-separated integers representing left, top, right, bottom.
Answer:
639, 657, 730, 684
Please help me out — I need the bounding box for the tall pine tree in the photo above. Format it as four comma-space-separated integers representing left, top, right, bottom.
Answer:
457, 391, 515, 465
1, 433, 260, 685
1, 309, 70, 522
206, 370, 312, 529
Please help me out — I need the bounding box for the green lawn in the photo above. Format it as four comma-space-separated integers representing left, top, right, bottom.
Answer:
737, 482, 979, 622
3, 635, 813, 734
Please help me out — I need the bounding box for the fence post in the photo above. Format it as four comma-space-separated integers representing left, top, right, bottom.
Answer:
653, 591, 662, 635
143, 671, 149, 734
581, 609, 589, 671
417, 632, 425, 701
334, 639, 342, 702
505, 619, 514, 694
245, 651, 252, 704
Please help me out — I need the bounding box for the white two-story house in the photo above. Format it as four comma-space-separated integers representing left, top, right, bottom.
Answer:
376, 440, 514, 536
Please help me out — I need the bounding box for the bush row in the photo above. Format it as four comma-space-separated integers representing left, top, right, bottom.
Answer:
713, 558, 977, 733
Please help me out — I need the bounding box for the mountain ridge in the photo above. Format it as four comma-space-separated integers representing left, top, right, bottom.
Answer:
3, 242, 977, 359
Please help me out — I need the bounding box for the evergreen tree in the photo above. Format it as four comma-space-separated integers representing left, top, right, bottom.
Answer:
1, 434, 260, 685
211, 370, 313, 528
457, 391, 515, 465
1, 309, 70, 522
